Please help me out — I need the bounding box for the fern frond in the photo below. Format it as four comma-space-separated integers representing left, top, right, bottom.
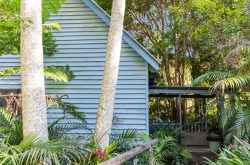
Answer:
0, 66, 74, 83
193, 71, 234, 85
212, 75, 250, 91
44, 65, 74, 83
47, 96, 86, 124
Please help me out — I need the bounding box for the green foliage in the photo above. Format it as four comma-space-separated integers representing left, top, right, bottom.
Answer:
47, 96, 90, 139
193, 71, 234, 86
82, 140, 117, 165
141, 131, 193, 165
47, 96, 85, 124
0, 108, 23, 145
0, 0, 64, 56
193, 53, 250, 92
0, 106, 88, 164
0, 65, 74, 83
193, 71, 250, 92
111, 129, 139, 153
0, 108, 15, 134
43, 31, 58, 57
0, 0, 75, 87
48, 119, 83, 140
0, 135, 83, 165
0, 0, 20, 55
206, 138, 250, 165
44, 66, 75, 83
221, 97, 250, 144
42, 0, 65, 20
0, 92, 87, 144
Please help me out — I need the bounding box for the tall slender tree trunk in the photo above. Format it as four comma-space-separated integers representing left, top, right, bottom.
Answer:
21, 0, 48, 140
163, 49, 172, 86
94, 0, 126, 148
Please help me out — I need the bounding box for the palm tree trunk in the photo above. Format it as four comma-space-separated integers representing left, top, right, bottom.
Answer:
21, 0, 48, 140
94, 0, 126, 148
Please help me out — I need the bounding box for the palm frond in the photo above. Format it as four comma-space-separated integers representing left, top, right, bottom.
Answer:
193, 71, 234, 85
224, 108, 250, 144
221, 99, 250, 144
48, 120, 83, 140
0, 65, 74, 83
0, 135, 83, 165
111, 129, 139, 153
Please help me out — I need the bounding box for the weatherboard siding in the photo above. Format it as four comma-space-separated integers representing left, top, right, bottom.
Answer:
0, 0, 148, 134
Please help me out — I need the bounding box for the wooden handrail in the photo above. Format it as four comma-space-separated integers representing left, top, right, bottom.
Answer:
99, 139, 158, 165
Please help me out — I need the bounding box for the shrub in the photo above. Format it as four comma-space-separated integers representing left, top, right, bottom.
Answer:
207, 138, 250, 165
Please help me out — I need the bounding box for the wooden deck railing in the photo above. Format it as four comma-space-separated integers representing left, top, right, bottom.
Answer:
99, 139, 158, 165
183, 122, 207, 133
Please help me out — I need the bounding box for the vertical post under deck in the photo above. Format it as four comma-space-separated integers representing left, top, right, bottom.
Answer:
203, 98, 207, 132
178, 94, 182, 128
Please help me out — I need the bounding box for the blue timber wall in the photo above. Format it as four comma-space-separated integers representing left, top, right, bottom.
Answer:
0, 0, 149, 135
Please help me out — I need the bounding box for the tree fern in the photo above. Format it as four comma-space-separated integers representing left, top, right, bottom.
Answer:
193, 71, 250, 92
193, 71, 234, 86
213, 75, 250, 92
0, 65, 74, 83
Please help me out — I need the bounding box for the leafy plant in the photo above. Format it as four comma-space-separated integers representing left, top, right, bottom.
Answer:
0, 0, 75, 84
0, 135, 83, 165
141, 131, 193, 165
221, 97, 250, 144
206, 138, 250, 165
81, 138, 118, 165
0, 92, 88, 144
0, 108, 23, 145
111, 129, 139, 153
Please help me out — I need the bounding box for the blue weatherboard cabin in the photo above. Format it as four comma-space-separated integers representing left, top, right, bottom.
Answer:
0, 0, 160, 135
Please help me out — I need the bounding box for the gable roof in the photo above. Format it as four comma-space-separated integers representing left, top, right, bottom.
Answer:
82, 0, 160, 72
